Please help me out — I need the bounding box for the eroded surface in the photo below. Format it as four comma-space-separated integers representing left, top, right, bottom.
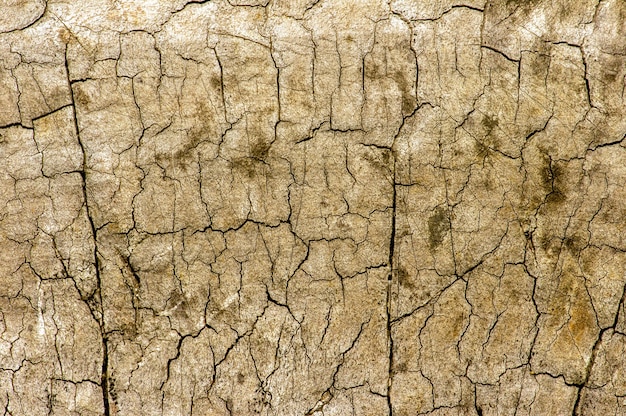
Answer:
1, 0, 625, 415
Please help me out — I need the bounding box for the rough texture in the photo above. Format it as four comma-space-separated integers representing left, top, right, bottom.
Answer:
0, 0, 625, 415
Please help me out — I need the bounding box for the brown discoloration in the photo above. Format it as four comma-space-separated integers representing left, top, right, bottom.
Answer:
73, 85, 91, 107
397, 267, 412, 288
210, 76, 222, 90
58, 27, 73, 44
481, 114, 499, 133
250, 139, 270, 161
230, 157, 259, 178
428, 206, 450, 250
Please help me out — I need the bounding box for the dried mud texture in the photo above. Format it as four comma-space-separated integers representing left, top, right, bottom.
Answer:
0, 0, 625, 415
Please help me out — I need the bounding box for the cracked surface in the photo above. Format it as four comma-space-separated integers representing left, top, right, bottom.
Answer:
0, 0, 625, 415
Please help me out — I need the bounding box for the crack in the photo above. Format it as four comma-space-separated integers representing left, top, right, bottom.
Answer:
480, 45, 520, 63
386, 274, 394, 416
4, 2, 621, 414
63, 47, 110, 416
1, 0, 47, 34
572, 283, 626, 415
0, 121, 34, 131
407, 4, 484, 22
386, 147, 396, 416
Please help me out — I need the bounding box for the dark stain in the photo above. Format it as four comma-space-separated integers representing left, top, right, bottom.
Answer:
120, 323, 138, 339
592, 126, 608, 145
538, 235, 567, 264
545, 189, 566, 205
397, 267, 413, 289
564, 235, 584, 254
550, 161, 564, 182
530, 53, 550, 78
481, 114, 499, 134
365, 59, 384, 79
598, 198, 626, 224
250, 139, 270, 161
537, 233, 551, 251
155, 145, 197, 171
602, 56, 623, 84
237, 373, 245, 384
231, 157, 258, 179
474, 140, 490, 160
48, 85, 71, 109
395, 361, 408, 373
397, 223, 412, 238
363, 149, 393, 175
210, 76, 222, 90
506, 0, 542, 8
428, 206, 450, 250
381, 150, 391, 164
73, 86, 90, 107
483, 174, 495, 191
187, 101, 215, 146
540, 163, 552, 192
542, 160, 567, 206
394, 74, 416, 115
402, 95, 416, 115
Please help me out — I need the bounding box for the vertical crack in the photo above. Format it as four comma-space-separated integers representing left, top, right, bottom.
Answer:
386, 148, 397, 416
572, 283, 626, 415
63, 49, 110, 416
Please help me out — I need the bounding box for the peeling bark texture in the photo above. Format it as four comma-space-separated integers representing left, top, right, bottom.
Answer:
0, 0, 625, 415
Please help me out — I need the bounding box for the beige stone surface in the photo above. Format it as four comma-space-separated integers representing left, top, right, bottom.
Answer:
0, 0, 625, 415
